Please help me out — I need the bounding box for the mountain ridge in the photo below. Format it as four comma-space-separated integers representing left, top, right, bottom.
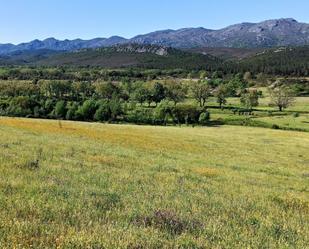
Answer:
0, 18, 308, 54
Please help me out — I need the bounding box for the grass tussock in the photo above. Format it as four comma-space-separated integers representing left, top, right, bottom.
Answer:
133, 209, 203, 236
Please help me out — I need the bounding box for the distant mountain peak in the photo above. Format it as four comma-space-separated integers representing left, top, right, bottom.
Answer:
0, 18, 308, 55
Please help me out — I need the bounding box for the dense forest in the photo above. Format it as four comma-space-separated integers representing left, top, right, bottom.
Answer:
0, 45, 308, 76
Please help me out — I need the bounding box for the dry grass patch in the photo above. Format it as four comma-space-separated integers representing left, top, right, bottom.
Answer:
87, 155, 116, 165
192, 167, 220, 177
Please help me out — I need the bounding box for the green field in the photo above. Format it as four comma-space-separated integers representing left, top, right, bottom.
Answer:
0, 117, 308, 248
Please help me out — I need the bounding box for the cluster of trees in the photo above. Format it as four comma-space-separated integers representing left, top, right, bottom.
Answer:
0, 70, 297, 125
0, 67, 195, 81
0, 80, 212, 125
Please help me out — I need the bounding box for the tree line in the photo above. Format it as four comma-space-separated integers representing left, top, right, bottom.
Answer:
0, 73, 296, 125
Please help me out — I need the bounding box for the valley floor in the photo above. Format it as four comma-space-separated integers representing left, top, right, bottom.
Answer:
0, 117, 308, 248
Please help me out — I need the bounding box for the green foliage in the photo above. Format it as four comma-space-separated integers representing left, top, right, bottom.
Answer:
165, 81, 187, 105
94, 100, 112, 122
126, 107, 155, 124
190, 80, 211, 107
95, 82, 120, 100
152, 82, 166, 105
215, 84, 228, 108
54, 101, 67, 119
66, 102, 79, 120
199, 111, 210, 125
109, 97, 123, 121
171, 104, 203, 125
77, 99, 97, 120
269, 86, 295, 111
238, 46, 309, 76
240, 90, 259, 110
226, 74, 248, 96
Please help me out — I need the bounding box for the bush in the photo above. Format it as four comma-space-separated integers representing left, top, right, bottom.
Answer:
94, 101, 111, 122
154, 100, 173, 125
272, 124, 280, 129
126, 107, 155, 124
109, 97, 123, 121
171, 104, 201, 125
292, 112, 300, 118
54, 100, 67, 119
66, 102, 79, 120
199, 111, 210, 125
76, 99, 97, 120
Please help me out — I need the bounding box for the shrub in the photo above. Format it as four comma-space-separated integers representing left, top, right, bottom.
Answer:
66, 102, 79, 120
76, 99, 97, 120
109, 97, 123, 121
54, 100, 67, 119
7, 96, 36, 117
154, 100, 173, 125
171, 104, 201, 125
199, 111, 210, 125
126, 107, 154, 124
94, 101, 111, 122
272, 124, 280, 129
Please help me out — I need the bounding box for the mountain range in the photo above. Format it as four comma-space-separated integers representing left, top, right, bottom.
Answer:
0, 18, 308, 55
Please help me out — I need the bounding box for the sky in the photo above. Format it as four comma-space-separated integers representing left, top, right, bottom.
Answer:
1, 0, 309, 44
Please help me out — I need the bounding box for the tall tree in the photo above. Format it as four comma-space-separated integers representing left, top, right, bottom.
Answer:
152, 82, 166, 106
240, 90, 259, 110
165, 81, 187, 106
269, 86, 295, 111
191, 81, 211, 107
215, 84, 228, 108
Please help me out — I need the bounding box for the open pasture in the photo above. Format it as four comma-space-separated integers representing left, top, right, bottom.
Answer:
0, 117, 308, 248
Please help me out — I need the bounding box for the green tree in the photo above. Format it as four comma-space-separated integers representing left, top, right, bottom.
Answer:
133, 85, 148, 105
269, 86, 295, 111
94, 100, 111, 121
191, 81, 211, 107
165, 81, 187, 106
109, 96, 123, 121
66, 102, 79, 120
152, 82, 166, 106
240, 90, 259, 110
226, 74, 248, 97
95, 82, 120, 100
215, 85, 228, 108
77, 99, 97, 120
54, 101, 67, 119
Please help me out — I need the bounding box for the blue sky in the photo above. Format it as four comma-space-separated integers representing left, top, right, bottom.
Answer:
1, 0, 308, 44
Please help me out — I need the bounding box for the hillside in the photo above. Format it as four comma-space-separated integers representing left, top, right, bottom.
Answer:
238, 46, 309, 75
31, 44, 223, 70
188, 47, 264, 60
0, 49, 62, 65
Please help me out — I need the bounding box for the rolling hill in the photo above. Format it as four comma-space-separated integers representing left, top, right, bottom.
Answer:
188, 47, 264, 60
238, 46, 309, 75
0, 44, 223, 70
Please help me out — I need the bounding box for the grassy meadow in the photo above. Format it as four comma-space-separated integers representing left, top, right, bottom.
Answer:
0, 117, 308, 248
